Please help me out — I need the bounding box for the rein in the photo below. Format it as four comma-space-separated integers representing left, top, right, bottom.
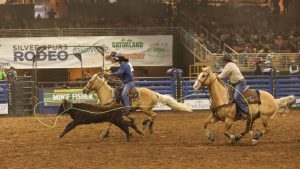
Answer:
199, 72, 232, 119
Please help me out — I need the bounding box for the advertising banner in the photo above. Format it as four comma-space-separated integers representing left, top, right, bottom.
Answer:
0, 103, 8, 115
0, 35, 173, 69
43, 88, 98, 106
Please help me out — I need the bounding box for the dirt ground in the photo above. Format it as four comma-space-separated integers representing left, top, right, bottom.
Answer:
0, 111, 300, 169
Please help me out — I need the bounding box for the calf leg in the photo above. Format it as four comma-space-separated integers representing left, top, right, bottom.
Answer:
113, 121, 131, 142
102, 123, 112, 139
124, 116, 143, 136
59, 121, 78, 139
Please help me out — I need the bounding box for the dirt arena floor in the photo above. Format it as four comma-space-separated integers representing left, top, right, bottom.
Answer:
1, 110, 300, 169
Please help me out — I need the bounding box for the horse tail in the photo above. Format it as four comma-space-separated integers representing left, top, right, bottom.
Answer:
156, 93, 192, 112
272, 95, 296, 119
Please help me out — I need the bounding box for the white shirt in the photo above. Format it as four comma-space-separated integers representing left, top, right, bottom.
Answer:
217, 62, 244, 84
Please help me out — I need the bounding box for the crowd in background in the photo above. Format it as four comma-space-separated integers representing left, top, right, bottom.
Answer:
0, 0, 299, 54
179, 2, 300, 53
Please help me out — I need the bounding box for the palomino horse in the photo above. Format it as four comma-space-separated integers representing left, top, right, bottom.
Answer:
193, 67, 295, 144
83, 73, 192, 134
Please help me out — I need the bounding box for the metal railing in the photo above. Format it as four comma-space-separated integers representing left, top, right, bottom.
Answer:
236, 53, 300, 72
0, 29, 60, 37
177, 11, 233, 53
179, 27, 213, 63
60, 27, 179, 36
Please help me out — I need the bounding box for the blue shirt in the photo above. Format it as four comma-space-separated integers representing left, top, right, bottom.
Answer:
112, 62, 133, 84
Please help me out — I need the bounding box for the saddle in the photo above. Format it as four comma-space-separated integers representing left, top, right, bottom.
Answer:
103, 72, 140, 104
228, 86, 261, 105
112, 86, 140, 104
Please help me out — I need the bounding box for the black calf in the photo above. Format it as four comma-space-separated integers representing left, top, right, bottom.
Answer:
57, 100, 142, 141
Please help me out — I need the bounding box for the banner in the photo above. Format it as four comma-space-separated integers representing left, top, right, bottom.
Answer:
0, 103, 8, 115
42, 87, 210, 110
153, 99, 210, 110
0, 35, 173, 69
43, 88, 98, 106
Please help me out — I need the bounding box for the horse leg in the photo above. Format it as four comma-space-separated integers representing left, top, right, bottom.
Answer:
224, 117, 236, 143
145, 111, 157, 134
125, 115, 143, 136
252, 116, 271, 145
234, 116, 258, 142
203, 113, 217, 142
59, 121, 78, 139
102, 123, 112, 139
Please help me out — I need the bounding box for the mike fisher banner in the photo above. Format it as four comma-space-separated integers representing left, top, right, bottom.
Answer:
0, 35, 173, 69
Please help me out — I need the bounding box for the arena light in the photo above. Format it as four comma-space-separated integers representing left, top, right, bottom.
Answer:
108, 0, 117, 4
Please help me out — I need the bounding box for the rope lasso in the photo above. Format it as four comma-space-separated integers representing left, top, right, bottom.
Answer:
34, 92, 199, 128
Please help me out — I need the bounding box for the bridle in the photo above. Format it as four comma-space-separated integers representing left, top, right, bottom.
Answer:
85, 74, 106, 92
196, 71, 217, 92
197, 71, 233, 120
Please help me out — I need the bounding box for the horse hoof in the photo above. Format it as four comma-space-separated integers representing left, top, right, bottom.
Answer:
102, 132, 110, 139
234, 134, 243, 142
142, 119, 150, 126
149, 129, 154, 134
252, 139, 258, 145
208, 134, 215, 142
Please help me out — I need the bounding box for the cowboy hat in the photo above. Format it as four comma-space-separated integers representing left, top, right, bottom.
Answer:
105, 51, 117, 59
115, 55, 129, 62
223, 54, 235, 62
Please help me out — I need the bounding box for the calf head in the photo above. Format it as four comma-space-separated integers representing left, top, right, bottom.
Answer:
57, 99, 72, 116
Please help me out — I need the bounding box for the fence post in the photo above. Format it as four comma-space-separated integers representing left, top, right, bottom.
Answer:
170, 76, 176, 98
177, 69, 183, 102
270, 75, 275, 96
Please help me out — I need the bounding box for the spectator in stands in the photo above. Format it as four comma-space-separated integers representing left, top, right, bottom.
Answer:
289, 60, 299, 75
6, 67, 17, 81
272, 0, 280, 14
83, 70, 91, 80
254, 61, 263, 75
263, 61, 276, 76
47, 8, 56, 20
0, 66, 6, 80
36, 14, 42, 20
283, 0, 291, 15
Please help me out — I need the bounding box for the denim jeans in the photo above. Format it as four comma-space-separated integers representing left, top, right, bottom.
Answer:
122, 82, 135, 111
234, 81, 248, 113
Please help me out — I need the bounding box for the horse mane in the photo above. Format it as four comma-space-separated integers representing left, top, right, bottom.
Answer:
216, 76, 227, 88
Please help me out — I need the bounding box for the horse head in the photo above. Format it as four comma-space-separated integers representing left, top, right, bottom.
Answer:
193, 67, 217, 91
82, 73, 105, 94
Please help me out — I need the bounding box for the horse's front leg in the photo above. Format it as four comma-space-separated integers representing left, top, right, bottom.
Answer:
224, 117, 236, 143
204, 113, 217, 142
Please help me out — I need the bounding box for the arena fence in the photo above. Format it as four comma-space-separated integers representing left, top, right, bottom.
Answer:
0, 80, 9, 115
1, 74, 300, 115
37, 77, 176, 114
